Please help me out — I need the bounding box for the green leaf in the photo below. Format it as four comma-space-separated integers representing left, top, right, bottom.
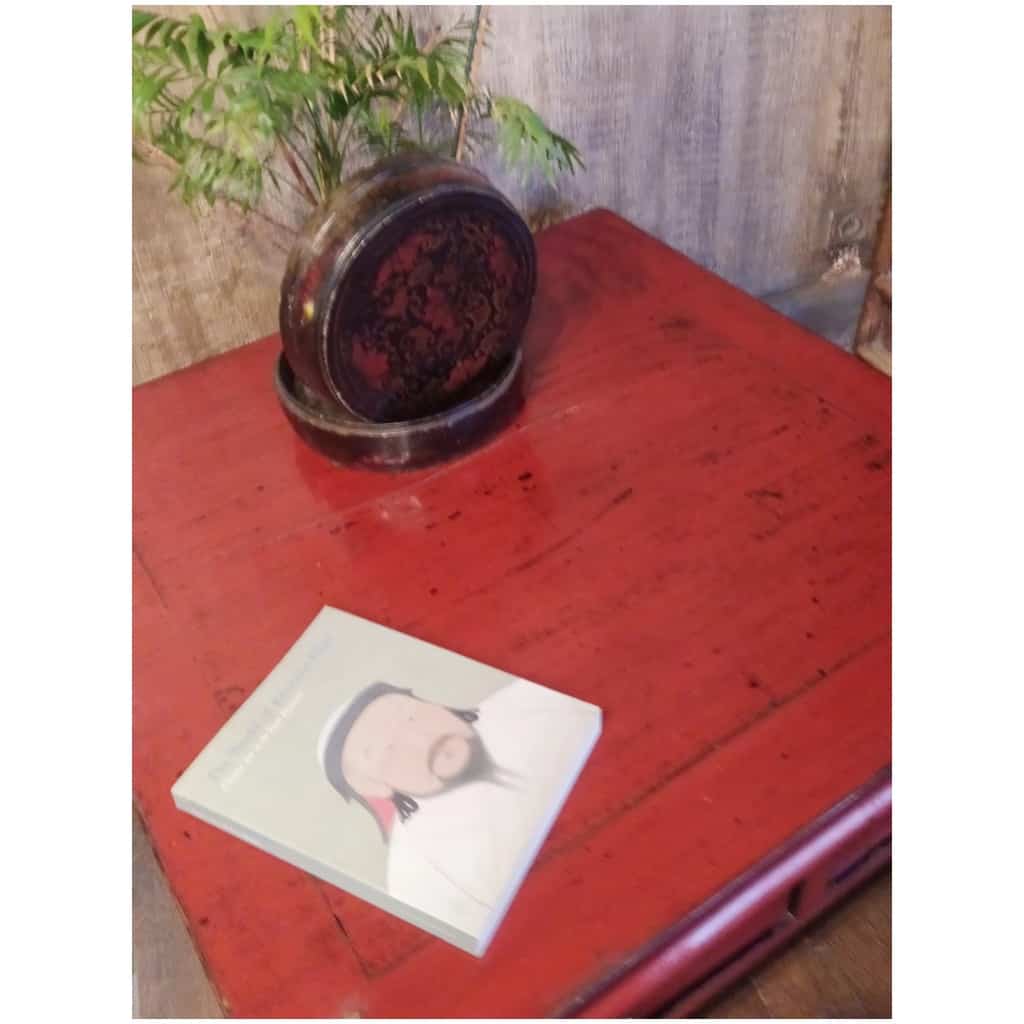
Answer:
132, 68, 175, 131
176, 78, 211, 126
132, 5, 580, 216
259, 13, 282, 55
133, 70, 161, 106
144, 17, 164, 45
186, 15, 214, 77
170, 37, 191, 72
324, 87, 351, 121
233, 28, 264, 55
160, 18, 179, 47
197, 33, 214, 76
487, 96, 584, 181
133, 11, 157, 36
294, 6, 319, 49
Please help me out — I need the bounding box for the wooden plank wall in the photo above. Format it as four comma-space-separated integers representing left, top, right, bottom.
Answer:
854, 191, 892, 375
132, 5, 891, 384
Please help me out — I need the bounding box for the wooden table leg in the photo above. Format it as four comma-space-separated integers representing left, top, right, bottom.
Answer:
697, 869, 891, 1019
133, 807, 224, 1019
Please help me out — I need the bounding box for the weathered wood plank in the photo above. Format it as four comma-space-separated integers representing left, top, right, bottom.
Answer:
855, 192, 892, 376
474, 6, 891, 297
132, 6, 304, 384
133, 807, 225, 1019
699, 869, 891, 1019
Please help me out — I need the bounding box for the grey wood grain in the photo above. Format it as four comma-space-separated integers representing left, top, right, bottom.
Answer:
763, 269, 871, 352
132, 148, 289, 386
474, 6, 891, 297
132, 6, 304, 385
133, 807, 224, 1019
696, 869, 891, 1019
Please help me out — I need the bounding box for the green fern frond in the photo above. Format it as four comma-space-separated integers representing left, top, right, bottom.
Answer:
132, 6, 583, 217
487, 96, 585, 184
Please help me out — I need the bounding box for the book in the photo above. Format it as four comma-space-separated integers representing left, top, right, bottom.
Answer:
171, 606, 602, 957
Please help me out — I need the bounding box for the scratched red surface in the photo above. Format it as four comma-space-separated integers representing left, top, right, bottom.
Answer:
132, 210, 891, 1018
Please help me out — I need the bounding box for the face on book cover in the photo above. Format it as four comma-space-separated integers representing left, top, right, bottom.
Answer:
342, 693, 479, 799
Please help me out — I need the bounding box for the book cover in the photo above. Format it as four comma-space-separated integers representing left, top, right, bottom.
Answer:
171, 606, 602, 956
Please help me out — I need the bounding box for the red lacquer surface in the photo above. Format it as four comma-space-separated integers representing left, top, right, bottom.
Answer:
133, 209, 891, 1018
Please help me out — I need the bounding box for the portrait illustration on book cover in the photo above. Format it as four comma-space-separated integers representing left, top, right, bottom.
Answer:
317, 677, 590, 937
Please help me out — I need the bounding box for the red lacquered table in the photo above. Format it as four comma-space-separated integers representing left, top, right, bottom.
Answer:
133, 210, 891, 1018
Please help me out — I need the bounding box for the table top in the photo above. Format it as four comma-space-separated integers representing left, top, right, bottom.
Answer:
133, 209, 891, 1018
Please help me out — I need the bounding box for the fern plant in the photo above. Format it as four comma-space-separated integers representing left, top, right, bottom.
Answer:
132, 6, 583, 231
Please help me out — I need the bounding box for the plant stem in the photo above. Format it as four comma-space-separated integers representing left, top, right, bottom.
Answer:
303, 98, 335, 197
272, 165, 313, 204
337, 109, 358, 171
133, 137, 180, 172
453, 6, 484, 161
392, 24, 444, 139
250, 206, 297, 240
278, 136, 319, 206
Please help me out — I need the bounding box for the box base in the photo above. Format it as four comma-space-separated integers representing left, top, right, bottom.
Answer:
274, 348, 524, 471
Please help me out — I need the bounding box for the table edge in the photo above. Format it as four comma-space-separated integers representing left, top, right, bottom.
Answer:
564, 765, 892, 1017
